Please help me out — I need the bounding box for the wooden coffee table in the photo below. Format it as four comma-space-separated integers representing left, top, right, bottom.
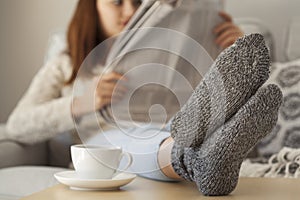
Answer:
21, 177, 300, 200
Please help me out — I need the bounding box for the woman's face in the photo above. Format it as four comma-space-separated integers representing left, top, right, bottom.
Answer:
97, 0, 142, 37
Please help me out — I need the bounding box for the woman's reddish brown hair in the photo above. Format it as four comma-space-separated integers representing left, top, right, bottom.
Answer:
66, 0, 106, 84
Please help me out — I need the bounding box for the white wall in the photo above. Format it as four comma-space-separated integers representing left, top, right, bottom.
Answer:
0, 0, 77, 123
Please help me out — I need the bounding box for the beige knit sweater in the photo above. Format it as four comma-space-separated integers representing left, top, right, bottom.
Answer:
6, 53, 111, 144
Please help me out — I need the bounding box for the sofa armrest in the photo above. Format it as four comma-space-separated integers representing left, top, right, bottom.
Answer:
0, 140, 48, 169
0, 124, 48, 169
47, 132, 74, 168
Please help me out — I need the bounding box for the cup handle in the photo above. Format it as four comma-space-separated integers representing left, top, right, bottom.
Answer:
112, 152, 133, 178
118, 152, 133, 172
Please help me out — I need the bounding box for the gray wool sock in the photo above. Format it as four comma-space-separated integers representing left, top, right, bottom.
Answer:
171, 33, 270, 147
171, 84, 283, 196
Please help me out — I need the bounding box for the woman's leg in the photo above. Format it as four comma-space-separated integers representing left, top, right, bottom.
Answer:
87, 125, 177, 181
157, 84, 282, 196
158, 137, 182, 179
158, 33, 270, 179
156, 34, 283, 196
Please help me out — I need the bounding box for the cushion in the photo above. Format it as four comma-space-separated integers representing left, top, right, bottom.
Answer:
257, 59, 300, 157
0, 126, 48, 169
286, 18, 300, 61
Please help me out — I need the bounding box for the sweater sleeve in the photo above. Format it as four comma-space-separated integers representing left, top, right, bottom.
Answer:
6, 54, 76, 144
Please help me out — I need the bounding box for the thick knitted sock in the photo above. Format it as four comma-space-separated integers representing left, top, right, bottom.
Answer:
171, 84, 283, 196
171, 33, 270, 147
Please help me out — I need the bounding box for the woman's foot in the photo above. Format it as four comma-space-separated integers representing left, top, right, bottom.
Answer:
171, 34, 270, 147
172, 84, 283, 196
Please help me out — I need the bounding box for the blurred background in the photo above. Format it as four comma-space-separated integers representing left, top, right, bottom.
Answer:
0, 0, 77, 123
0, 0, 300, 123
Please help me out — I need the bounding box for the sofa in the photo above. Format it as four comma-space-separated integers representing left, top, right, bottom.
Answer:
0, 124, 73, 169
0, 124, 74, 199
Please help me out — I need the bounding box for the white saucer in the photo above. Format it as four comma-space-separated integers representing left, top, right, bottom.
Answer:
54, 171, 136, 191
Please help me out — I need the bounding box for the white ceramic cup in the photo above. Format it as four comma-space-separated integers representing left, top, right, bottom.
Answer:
71, 144, 133, 179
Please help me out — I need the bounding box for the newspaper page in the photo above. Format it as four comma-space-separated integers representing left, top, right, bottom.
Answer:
100, 0, 225, 126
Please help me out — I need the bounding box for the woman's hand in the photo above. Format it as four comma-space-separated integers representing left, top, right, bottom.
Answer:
72, 72, 127, 117
94, 72, 128, 110
214, 11, 244, 49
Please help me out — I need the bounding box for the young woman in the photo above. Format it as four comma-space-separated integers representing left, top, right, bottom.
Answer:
7, 0, 281, 196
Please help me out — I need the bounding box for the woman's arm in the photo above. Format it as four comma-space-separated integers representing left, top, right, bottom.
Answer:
6, 54, 75, 144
